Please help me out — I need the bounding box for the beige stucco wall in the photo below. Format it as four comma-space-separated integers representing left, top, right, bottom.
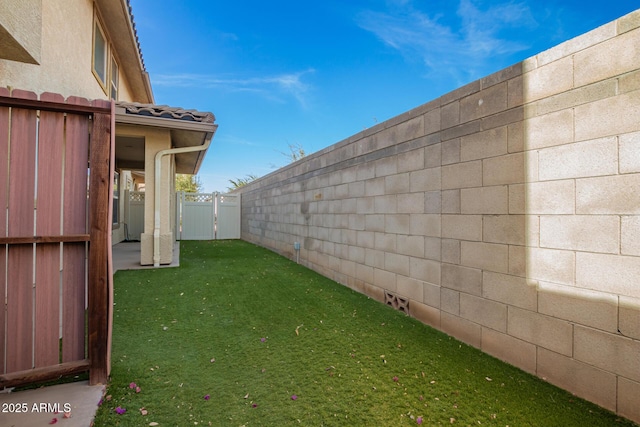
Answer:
239, 9, 640, 424
116, 124, 174, 264
0, 0, 136, 102
141, 129, 174, 265
0, 0, 42, 64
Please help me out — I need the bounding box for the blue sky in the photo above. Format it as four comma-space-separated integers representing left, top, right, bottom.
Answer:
129, 0, 638, 193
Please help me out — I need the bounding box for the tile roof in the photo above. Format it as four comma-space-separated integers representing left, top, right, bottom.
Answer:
116, 101, 216, 123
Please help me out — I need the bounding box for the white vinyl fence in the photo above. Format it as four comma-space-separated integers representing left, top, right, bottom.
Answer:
125, 191, 241, 241
124, 190, 145, 241
177, 192, 241, 240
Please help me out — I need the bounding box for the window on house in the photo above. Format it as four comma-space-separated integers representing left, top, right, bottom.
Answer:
113, 171, 120, 226
93, 21, 108, 85
93, 15, 119, 100
110, 55, 119, 100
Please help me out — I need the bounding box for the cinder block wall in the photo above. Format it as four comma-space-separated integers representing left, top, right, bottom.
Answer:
239, 10, 640, 422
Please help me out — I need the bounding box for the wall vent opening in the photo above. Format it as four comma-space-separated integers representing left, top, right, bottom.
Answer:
385, 291, 410, 316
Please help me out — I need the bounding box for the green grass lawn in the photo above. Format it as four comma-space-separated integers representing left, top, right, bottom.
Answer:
94, 240, 635, 426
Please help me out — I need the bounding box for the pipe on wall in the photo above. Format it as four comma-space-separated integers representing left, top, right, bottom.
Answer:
153, 134, 214, 267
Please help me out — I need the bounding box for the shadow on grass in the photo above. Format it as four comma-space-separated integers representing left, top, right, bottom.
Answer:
94, 240, 636, 426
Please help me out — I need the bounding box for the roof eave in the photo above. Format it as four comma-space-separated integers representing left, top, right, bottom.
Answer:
115, 105, 217, 175
115, 109, 217, 134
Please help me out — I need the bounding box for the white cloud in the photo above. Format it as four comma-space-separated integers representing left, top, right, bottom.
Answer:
357, 0, 537, 83
221, 32, 239, 41
152, 69, 315, 108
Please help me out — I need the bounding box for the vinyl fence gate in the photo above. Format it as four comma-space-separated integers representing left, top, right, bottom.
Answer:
124, 190, 145, 241
177, 192, 241, 240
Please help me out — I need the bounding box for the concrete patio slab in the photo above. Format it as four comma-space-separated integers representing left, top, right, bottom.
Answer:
0, 381, 104, 427
112, 241, 180, 272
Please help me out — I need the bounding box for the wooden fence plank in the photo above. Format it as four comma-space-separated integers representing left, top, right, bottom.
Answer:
0, 87, 8, 374
6, 90, 37, 373
61, 97, 91, 363
61, 244, 86, 362
0, 251, 5, 375
34, 245, 60, 367
88, 103, 112, 385
34, 93, 65, 367
6, 248, 35, 373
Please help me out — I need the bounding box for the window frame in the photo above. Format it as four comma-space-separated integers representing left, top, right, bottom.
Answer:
92, 18, 108, 88
112, 171, 120, 227
92, 12, 120, 100
110, 54, 119, 100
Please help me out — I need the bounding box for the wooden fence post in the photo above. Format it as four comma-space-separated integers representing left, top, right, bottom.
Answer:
87, 100, 113, 385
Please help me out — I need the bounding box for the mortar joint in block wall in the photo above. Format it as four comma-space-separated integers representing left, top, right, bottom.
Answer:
385, 291, 410, 316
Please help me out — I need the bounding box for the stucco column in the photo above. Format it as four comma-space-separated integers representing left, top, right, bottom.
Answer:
140, 128, 174, 265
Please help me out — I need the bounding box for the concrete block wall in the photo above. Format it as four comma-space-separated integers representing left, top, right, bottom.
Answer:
239, 10, 640, 423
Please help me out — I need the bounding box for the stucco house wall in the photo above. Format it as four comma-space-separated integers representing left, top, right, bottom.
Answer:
238, 9, 640, 423
0, 0, 139, 102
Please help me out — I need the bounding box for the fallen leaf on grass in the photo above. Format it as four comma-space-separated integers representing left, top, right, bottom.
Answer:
295, 324, 303, 336
140, 407, 148, 416
149, 423, 159, 426
244, 393, 249, 399
485, 377, 492, 382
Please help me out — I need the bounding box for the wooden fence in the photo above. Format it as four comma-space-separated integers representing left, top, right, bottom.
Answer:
0, 88, 113, 387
